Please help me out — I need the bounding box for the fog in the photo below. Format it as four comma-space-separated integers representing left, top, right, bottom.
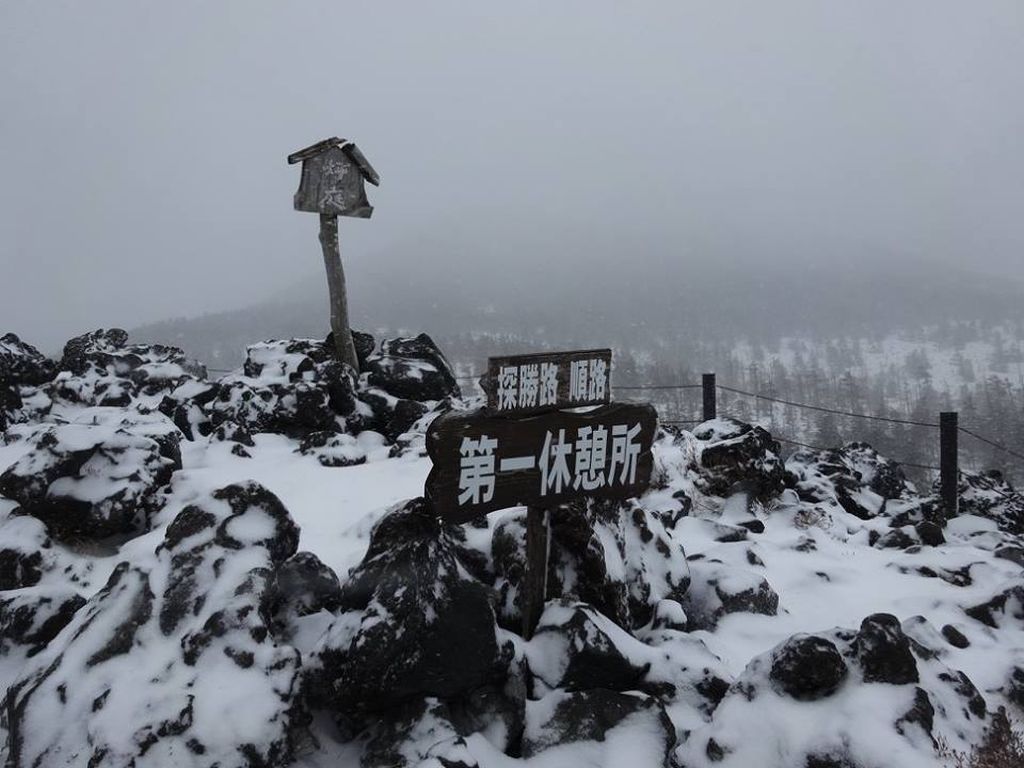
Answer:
2, 1, 1023, 351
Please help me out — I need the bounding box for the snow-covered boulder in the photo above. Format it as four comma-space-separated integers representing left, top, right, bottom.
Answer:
296, 429, 392, 467
0, 423, 181, 539
0, 333, 55, 389
527, 601, 651, 693
492, 498, 690, 632
353, 391, 430, 443
947, 470, 1024, 536
964, 584, 1024, 629
768, 634, 848, 700
0, 586, 85, 657
691, 419, 786, 500
313, 498, 507, 718
365, 333, 461, 403
3, 481, 305, 768
681, 558, 779, 630
0, 333, 56, 429
359, 697, 482, 768
207, 338, 359, 438
267, 551, 342, 632
208, 377, 338, 438
522, 689, 676, 765
677, 614, 989, 768
0, 507, 52, 591
788, 442, 916, 521
157, 378, 219, 440
49, 328, 206, 407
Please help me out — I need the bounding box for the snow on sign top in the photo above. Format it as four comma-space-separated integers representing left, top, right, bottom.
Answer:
425, 402, 657, 523
482, 349, 612, 416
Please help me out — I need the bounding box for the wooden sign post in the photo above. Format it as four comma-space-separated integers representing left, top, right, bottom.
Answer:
427, 349, 656, 638
288, 137, 380, 372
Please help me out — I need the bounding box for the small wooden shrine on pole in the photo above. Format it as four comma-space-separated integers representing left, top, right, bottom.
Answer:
288, 137, 380, 372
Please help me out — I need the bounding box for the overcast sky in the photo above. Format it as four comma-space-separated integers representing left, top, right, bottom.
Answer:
1, 1, 1022, 350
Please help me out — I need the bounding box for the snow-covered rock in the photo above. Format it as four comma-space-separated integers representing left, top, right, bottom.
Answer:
691, 419, 786, 499
0, 423, 180, 539
492, 498, 690, 632
0, 586, 85, 657
787, 441, 917, 520
365, 333, 461, 403
0, 333, 56, 430
313, 498, 507, 718
949, 469, 1024, 536
522, 689, 675, 765
49, 328, 206, 408
681, 558, 779, 631
3, 481, 305, 768
678, 614, 989, 768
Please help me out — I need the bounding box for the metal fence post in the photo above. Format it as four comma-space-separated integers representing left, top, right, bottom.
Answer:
940, 412, 959, 524
702, 373, 717, 421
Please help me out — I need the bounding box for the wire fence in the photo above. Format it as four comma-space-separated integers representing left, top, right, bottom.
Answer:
626, 380, 1018, 477
200, 362, 1020, 477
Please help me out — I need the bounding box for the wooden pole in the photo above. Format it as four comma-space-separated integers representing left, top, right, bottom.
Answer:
702, 373, 717, 421
318, 213, 360, 372
940, 411, 959, 524
522, 506, 549, 640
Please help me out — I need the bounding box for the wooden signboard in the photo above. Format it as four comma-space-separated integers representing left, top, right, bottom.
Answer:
426, 402, 657, 524
481, 349, 612, 416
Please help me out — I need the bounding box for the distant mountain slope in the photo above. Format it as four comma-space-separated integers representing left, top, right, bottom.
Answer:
131, 257, 1023, 368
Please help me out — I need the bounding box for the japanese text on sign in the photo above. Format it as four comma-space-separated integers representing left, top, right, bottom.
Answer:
485, 349, 612, 415
425, 403, 656, 523
458, 422, 641, 505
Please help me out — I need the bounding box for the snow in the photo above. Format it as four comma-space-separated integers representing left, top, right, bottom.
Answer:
3, 361, 1024, 766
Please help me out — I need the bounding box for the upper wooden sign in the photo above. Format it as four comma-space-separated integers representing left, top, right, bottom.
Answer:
288, 137, 380, 219
425, 402, 657, 523
482, 348, 612, 416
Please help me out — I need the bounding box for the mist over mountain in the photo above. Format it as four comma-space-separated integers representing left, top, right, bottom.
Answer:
132, 250, 1024, 368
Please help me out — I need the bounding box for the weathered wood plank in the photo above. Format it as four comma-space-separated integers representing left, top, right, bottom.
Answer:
481, 348, 612, 416
425, 402, 657, 523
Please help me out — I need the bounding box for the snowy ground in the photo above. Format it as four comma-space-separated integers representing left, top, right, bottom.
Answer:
2, 331, 1023, 767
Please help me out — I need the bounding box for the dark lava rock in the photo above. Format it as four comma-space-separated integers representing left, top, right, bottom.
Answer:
0, 424, 180, 539
854, 613, 919, 685
522, 689, 675, 763
895, 687, 935, 743
874, 528, 918, 550
530, 601, 650, 692
0, 333, 55, 389
492, 498, 689, 632
325, 329, 377, 371
964, 585, 1024, 629
0, 511, 51, 591
941, 624, 970, 649
55, 328, 205, 401
383, 398, 429, 442
1007, 667, 1024, 708
682, 560, 779, 631
737, 518, 765, 534
947, 470, 1024, 535
4, 481, 305, 768
995, 545, 1024, 567
268, 551, 342, 629
788, 442, 915, 521
366, 333, 461, 402
769, 635, 848, 700
360, 698, 479, 768
210, 419, 255, 447
315, 498, 504, 715
0, 587, 85, 656
694, 419, 786, 499
915, 520, 945, 547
